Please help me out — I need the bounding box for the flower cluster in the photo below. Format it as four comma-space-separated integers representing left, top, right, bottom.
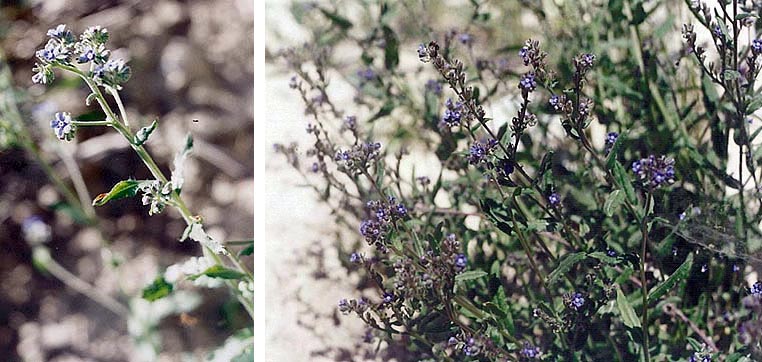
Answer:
359, 197, 407, 252
467, 139, 497, 165
631, 155, 676, 188
337, 297, 370, 315
138, 180, 174, 215
518, 39, 554, 85
49, 112, 76, 141
439, 98, 464, 129
445, 334, 503, 359
334, 141, 382, 175
574, 53, 596, 75
519, 72, 537, 93
519, 342, 541, 359
392, 234, 466, 301
33, 24, 129, 89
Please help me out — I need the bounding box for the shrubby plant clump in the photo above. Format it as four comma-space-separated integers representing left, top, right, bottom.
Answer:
274, 1, 762, 360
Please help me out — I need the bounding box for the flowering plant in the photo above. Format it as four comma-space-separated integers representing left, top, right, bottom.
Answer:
273, 1, 762, 360
10, 22, 254, 360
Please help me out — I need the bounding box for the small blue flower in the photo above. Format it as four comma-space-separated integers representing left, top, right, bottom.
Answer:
604, 132, 619, 154
463, 338, 479, 357
753, 39, 762, 56
548, 192, 561, 206
310, 162, 319, 173
733, 264, 740, 272
751, 281, 762, 296
349, 252, 361, 263
417, 43, 428, 62
395, 203, 407, 217
570, 292, 585, 310
36, 39, 71, 63
338, 299, 351, 314
519, 72, 537, 92
77, 47, 95, 63
382, 292, 394, 304
607, 249, 617, 257
50, 112, 76, 141
549, 94, 562, 110
454, 254, 467, 271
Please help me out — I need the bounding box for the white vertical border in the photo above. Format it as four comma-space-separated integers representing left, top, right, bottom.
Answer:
253, 0, 266, 360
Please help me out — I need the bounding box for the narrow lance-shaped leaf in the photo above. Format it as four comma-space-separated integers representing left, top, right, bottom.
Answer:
612, 160, 637, 204
382, 25, 399, 70
603, 190, 625, 217
647, 253, 694, 304
93, 179, 150, 206
616, 286, 641, 328
455, 270, 487, 282
546, 252, 586, 285
189, 265, 246, 281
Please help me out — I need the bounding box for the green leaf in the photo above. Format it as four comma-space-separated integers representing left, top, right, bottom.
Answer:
189, 265, 247, 280
238, 244, 254, 257
546, 252, 586, 285
612, 160, 637, 203
455, 270, 488, 282
603, 189, 625, 217
133, 119, 158, 146
647, 253, 693, 304
382, 26, 399, 70
616, 286, 641, 328
493, 286, 514, 334
142, 277, 173, 301
748, 94, 762, 114
92, 180, 148, 206
318, 7, 352, 30
701, 73, 720, 105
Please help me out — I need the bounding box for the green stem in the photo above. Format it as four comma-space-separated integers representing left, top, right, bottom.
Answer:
56, 64, 254, 318
640, 191, 652, 362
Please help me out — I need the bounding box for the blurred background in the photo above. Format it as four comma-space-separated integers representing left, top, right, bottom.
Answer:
0, 1, 253, 361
